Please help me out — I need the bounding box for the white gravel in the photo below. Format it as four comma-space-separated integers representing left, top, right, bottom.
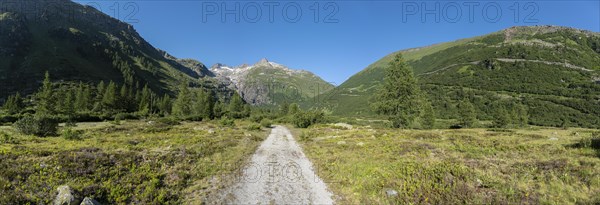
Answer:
219, 125, 334, 204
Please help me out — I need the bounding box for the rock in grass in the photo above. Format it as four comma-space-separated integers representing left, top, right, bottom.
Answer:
385, 189, 398, 197
334, 123, 353, 130
80, 197, 101, 205
53, 185, 81, 205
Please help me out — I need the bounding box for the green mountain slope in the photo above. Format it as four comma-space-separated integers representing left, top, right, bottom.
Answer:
0, 0, 218, 100
212, 59, 334, 106
320, 26, 600, 127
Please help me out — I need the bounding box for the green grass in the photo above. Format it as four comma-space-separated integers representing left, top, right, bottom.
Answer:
0, 119, 268, 204
296, 124, 600, 204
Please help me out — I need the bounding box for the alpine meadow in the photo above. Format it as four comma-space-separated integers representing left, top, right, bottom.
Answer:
0, 0, 599, 204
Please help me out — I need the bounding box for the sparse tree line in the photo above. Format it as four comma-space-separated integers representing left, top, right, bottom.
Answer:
0, 71, 264, 136
0, 71, 333, 137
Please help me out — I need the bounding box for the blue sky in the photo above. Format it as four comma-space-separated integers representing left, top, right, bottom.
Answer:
74, 0, 599, 85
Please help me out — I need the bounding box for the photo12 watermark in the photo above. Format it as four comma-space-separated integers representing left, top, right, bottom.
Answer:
200, 1, 340, 23
0, 0, 141, 24
401, 1, 539, 23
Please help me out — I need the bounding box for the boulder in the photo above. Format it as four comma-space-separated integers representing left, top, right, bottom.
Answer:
333, 123, 353, 130
385, 189, 398, 197
53, 185, 81, 205
80, 197, 101, 205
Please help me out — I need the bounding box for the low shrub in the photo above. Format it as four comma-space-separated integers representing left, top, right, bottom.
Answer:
0, 131, 18, 144
156, 117, 180, 126
61, 128, 83, 140
13, 115, 58, 137
299, 131, 311, 142
246, 123, 261, 131
219, 117, 235, 127
260, 119, 272, 128
486, 128, 515, 133
292, 110, 324, 128
249, 114, 265, 123
183, 115, 203, 122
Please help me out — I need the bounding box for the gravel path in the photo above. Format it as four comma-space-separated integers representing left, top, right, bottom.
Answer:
220, 125, 334, 204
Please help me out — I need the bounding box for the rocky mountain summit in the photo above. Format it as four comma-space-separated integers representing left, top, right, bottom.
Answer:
211, 58, 334, 105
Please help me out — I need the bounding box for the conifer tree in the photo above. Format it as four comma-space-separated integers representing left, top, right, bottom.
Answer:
102, 81, 118, 113
192, 89, 207, 117
279, 102, 290, 116
93, 81, 105, 111
513, 102, 529, 127
37, 71, 55, 116
492, 103, 511, 128
288, 103, 300, 115
138, 84, 151, 114
213, 100, 224, 119
201, 90, 215, 119
457, 99, 477, 128
172, 83, 191, 117
75, 82, 91, 112
228, 93, 245, 119
63, 88, 75, 118
2, 92, 23, 115
371, 53, 423, 128
421, 101, 436, 129
157, 94, 171, 116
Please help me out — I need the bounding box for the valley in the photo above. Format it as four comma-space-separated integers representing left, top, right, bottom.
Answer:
0, 0, 599, 204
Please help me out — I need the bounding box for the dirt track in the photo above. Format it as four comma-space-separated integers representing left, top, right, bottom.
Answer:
219, 125, 334, 204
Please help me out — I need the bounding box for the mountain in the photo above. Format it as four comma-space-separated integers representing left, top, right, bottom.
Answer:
320, 26, 600, 128
0, 0, 220, 101
211, 58, 334, 106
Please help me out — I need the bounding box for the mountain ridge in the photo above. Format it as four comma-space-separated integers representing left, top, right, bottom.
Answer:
0, 0, 226, 101
318, 25, 600, 128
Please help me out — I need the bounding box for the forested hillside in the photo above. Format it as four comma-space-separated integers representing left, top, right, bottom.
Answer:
319, 26, 600, 128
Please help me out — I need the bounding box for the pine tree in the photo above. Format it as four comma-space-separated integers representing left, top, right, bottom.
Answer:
492, 103, 511, 128
157, 94, 171, 116
75, 82, 91, 112
192, 89, 207, 117
201, 90, 215, 119
138, 84, 151, 115
421, 101, 436, 129
2, 92, 23, 115
93, 81, 105, 112
37, 71, 55, 116
289, 103, 300, 115
213, 100, 224, 119
457, 99, 477, 128
513, 103, 529, 127
172, 83, 191, 117
279, 102, 290, 116
371, 53, 423, 128
119, 83, 130, 112
64, 88, 75, 118
228, 93, 245, 119
243, 104, 252, 118
102, 81, 118, 113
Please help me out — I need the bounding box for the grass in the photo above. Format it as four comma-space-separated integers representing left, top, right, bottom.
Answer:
0, 119, 268, 204
296, 124, 600, 204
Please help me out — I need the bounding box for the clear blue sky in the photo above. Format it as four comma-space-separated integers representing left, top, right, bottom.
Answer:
74, 0, 599, 85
